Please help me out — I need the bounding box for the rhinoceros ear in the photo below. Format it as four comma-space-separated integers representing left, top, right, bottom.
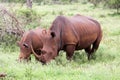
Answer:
51, 32, 56, 38
23, 43, 29, 48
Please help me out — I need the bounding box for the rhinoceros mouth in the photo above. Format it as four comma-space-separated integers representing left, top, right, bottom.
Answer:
39, 60, 46, 64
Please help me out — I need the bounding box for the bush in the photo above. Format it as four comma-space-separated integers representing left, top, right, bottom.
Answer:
0, 8, 24, 46
107, 0, 120, 13
16, 8, 41, 29
88, 0, 101, 7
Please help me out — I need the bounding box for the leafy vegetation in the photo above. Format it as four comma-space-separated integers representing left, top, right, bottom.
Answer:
0, 0, 120, 13
0, 2, 120, 80
88, 0, 120, 13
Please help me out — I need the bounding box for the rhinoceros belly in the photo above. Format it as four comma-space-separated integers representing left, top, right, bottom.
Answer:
77, 32, 98, 49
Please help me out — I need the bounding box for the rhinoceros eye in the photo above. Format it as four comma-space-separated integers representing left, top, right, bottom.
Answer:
23, 43, 29, 48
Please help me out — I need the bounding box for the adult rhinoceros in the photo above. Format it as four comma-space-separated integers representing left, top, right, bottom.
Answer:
29, 14, 102, 64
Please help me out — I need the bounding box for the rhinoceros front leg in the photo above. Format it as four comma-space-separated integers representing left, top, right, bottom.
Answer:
65, 44, 75, 60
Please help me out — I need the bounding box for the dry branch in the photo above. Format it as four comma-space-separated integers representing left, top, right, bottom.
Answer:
0, 6, 24, 43
0, 7, 24, 36
0, 73, 6, 77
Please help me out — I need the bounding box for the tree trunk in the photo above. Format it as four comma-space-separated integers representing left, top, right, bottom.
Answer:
117, 4, 120, 13
117, 8, 119, 14
26, 0, 32, 8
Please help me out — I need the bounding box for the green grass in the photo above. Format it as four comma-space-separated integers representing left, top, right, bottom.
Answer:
0, 2, 120, 80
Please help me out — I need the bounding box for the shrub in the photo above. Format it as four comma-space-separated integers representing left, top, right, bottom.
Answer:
16, 8, 41, 29
88, 0, 101, 7
107, 0, 120, 13
0, 8, 24, 46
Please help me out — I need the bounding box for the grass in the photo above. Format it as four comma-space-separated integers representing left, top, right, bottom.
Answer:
0, 51, 120, 80
0, 2, 120, 80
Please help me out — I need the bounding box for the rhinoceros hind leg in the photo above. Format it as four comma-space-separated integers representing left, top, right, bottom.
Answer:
85, 45, 92, 60
90, 38, 101, 58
